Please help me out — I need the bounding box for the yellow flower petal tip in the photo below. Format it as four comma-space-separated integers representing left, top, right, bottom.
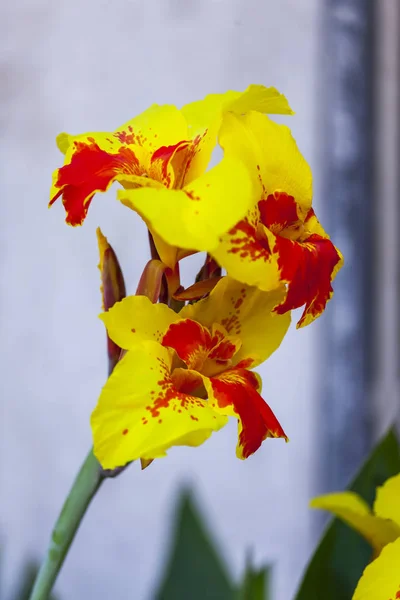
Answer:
311, 486, 400, 557
374, 473, 400, 527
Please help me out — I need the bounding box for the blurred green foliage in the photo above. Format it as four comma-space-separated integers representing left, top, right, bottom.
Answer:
0, 557, 57, 600
5, 431, 397, 599
294, 428, 400, 600
237, 557, 270, 600
156, 491, 270, 600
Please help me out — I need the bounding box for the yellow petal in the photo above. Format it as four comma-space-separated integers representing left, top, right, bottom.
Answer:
116, 103, 188, 153
180, 276, 291, 368
353, 538, 400, 600
374, 473, 400, 527
310, 492, 400, 554
183, 85, 293, 137
211, 215, 282, 292
118, 154, 253, 252
225, 84, 294, 115
100, 295, 178, 350
150, 230, 179, 270
56, 132, 73, 154
91, 341, 228, 468
219, 111, 313, 217
181, 84, 293, 184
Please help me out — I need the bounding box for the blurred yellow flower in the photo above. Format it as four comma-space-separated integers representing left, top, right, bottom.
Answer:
311, 473, 400, 599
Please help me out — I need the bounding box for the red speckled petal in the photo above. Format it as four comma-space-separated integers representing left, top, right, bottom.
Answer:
213, 207, 343, 328
273, 211, 344, 327
91, 341, 227, 469
211, 201, 283, 292
202, 367, 288, 459
116, 104, 188, 154
50, 137, 140, 226
181, 277, 290, 369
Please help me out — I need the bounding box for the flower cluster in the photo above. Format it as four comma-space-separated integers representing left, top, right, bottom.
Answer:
50, 84, 343, 469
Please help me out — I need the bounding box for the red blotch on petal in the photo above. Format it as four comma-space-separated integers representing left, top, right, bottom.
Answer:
209, 368, 287, 458
258, 192, 299, 233
273, 232, 342, 327
146, 358, 205, 421
209, 339, 238, 361
162, 319, 212, 370
228, 219, 271, 262
50, 141, 139, 226
151, 140, 190, 187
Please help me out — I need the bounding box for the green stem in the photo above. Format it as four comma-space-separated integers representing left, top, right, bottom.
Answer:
29, 448, 103, 600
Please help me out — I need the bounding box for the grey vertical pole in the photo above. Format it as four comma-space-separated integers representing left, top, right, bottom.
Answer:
320, 0, 374, 489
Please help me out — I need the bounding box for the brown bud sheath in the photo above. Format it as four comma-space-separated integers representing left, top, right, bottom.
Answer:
96, 228, 126, 375
136, 259, 166, 304
173, 276, 222, 302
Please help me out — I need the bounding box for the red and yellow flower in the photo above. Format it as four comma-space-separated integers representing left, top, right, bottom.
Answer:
50, 85, 293, 268
211, 111, 344, 327
91, 277, 291, 469
311, 473, 400, 599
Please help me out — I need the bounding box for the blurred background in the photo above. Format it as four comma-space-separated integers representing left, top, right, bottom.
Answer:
1, 0, 399, 598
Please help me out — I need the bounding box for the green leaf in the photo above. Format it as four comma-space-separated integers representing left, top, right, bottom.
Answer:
155, 490, 235, 600
237, 556, 270, 600
294, 428, 400, 600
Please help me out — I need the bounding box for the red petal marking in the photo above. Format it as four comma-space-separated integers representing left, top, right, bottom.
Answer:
162, 319, 213, 370
209, 368, 287, 458
209, 339, 238, 361
147, 356, 207, 419
258, 192, 299, 233
220, 287, 247, 336
171, 368, 205, 396
50, 141, 140, 226
162, 319, 241, 372
235, 358, 255, 369
227, 218, 272, 262
172, 132, 208, 188
228, 197, 341, 325
114, 124, 143, 146
273, 233, 342, 326
150, 140, 190, 188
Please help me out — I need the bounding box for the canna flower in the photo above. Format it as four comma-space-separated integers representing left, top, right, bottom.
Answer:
50, 86, 293, 268
311, 473, 400, 599
211, 112, 344, 327
91, 277, 291, 469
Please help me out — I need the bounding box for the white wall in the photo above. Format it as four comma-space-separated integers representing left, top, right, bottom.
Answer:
0, 1, 322, 598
